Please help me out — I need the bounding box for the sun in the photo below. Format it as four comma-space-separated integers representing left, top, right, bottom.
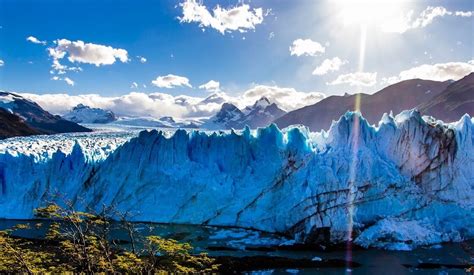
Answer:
335, 0, 409, 27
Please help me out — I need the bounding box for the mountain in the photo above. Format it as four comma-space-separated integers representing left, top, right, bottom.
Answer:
63, 104, 116, 124
203, 103, 245, 129
1, 111, 473, 250
203, 97, 286, 129
0, 108, 43, 139
418, 73, 474, 122
0, 91, 91, 136
241, 97, 286, 127
274, 79, 450, 132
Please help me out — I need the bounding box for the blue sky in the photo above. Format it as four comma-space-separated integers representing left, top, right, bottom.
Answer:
0, 0, 473, 116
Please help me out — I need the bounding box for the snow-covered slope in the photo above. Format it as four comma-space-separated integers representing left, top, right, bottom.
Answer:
63, 104, 117, 124
0, 110, 473, 250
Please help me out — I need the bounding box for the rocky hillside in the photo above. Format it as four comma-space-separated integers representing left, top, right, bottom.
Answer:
274, 79, 449, 131
0, 91, 91, 138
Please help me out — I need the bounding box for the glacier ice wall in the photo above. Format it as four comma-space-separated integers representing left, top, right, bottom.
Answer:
1, 110, 473, 250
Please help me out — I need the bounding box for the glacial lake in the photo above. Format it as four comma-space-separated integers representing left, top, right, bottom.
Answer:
0, 219, 472, 274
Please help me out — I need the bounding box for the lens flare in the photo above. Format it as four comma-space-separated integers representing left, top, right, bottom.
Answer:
345, 24, 366, 275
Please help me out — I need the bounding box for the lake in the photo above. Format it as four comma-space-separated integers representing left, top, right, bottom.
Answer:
0, 219, 471, 274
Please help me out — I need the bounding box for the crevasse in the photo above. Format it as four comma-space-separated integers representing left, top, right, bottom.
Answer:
1, 110, 473, 250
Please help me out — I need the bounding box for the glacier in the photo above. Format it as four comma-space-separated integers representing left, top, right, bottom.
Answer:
0, 110, 473, 250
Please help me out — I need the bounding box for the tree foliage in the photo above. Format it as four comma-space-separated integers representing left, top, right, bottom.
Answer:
0, 203, 219, 273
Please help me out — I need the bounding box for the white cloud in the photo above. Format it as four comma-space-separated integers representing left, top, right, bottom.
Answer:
51, 59, 82, 75
289, 39, 325, 57
383, 6, 474, 33
137, 56, 147, 63
329, 72, 377, 87
312, 57, 347, 75
26, 36, 47, 45
130, 82, 138, 89
48, 39, 129, 67
387, 61, 474, 82
199, 80, 220, 92
412, 6, 450, 28
455, 11, 473, 17
51, 76, 75, 86
64, 77, 75, 86
0, 60, 3, 67
179, 0, 266, 34
46, 39, 128, 83
151, 74, 192, 88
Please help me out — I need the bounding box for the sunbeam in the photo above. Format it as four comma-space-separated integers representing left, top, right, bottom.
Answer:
345, 22, 367, 275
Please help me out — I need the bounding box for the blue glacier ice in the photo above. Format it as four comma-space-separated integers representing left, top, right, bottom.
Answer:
0, 110, 473, 250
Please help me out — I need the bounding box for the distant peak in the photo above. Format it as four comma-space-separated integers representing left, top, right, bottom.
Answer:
253, 96, 271, 108
74, 103, 88, 110
221, 102, 239, 111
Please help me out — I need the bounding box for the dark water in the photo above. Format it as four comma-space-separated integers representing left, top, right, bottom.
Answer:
1, 219, 471, 274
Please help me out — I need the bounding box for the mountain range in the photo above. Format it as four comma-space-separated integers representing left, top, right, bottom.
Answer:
274, 78, 450, 131
274, 73, 474, 131
1, 73, 473, 139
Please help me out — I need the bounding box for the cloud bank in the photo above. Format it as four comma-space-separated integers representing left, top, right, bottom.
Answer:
383, 61, 474, 84
329, 72, 377, 87
19, 85, 325, 119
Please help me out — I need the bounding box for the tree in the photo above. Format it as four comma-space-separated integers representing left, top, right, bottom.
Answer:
0, 202, 221, 273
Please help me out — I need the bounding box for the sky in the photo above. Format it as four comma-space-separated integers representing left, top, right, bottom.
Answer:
0, 0, 473, 118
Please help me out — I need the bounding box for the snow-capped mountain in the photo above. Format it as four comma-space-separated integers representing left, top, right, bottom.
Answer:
203, 97, 286, 129
241, 97, 286, 127
63, 104, 117, 124
0, 91, 91, 137
203, 103, 246, 129
1, 110, 473, 250
274, 79, 450, 132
